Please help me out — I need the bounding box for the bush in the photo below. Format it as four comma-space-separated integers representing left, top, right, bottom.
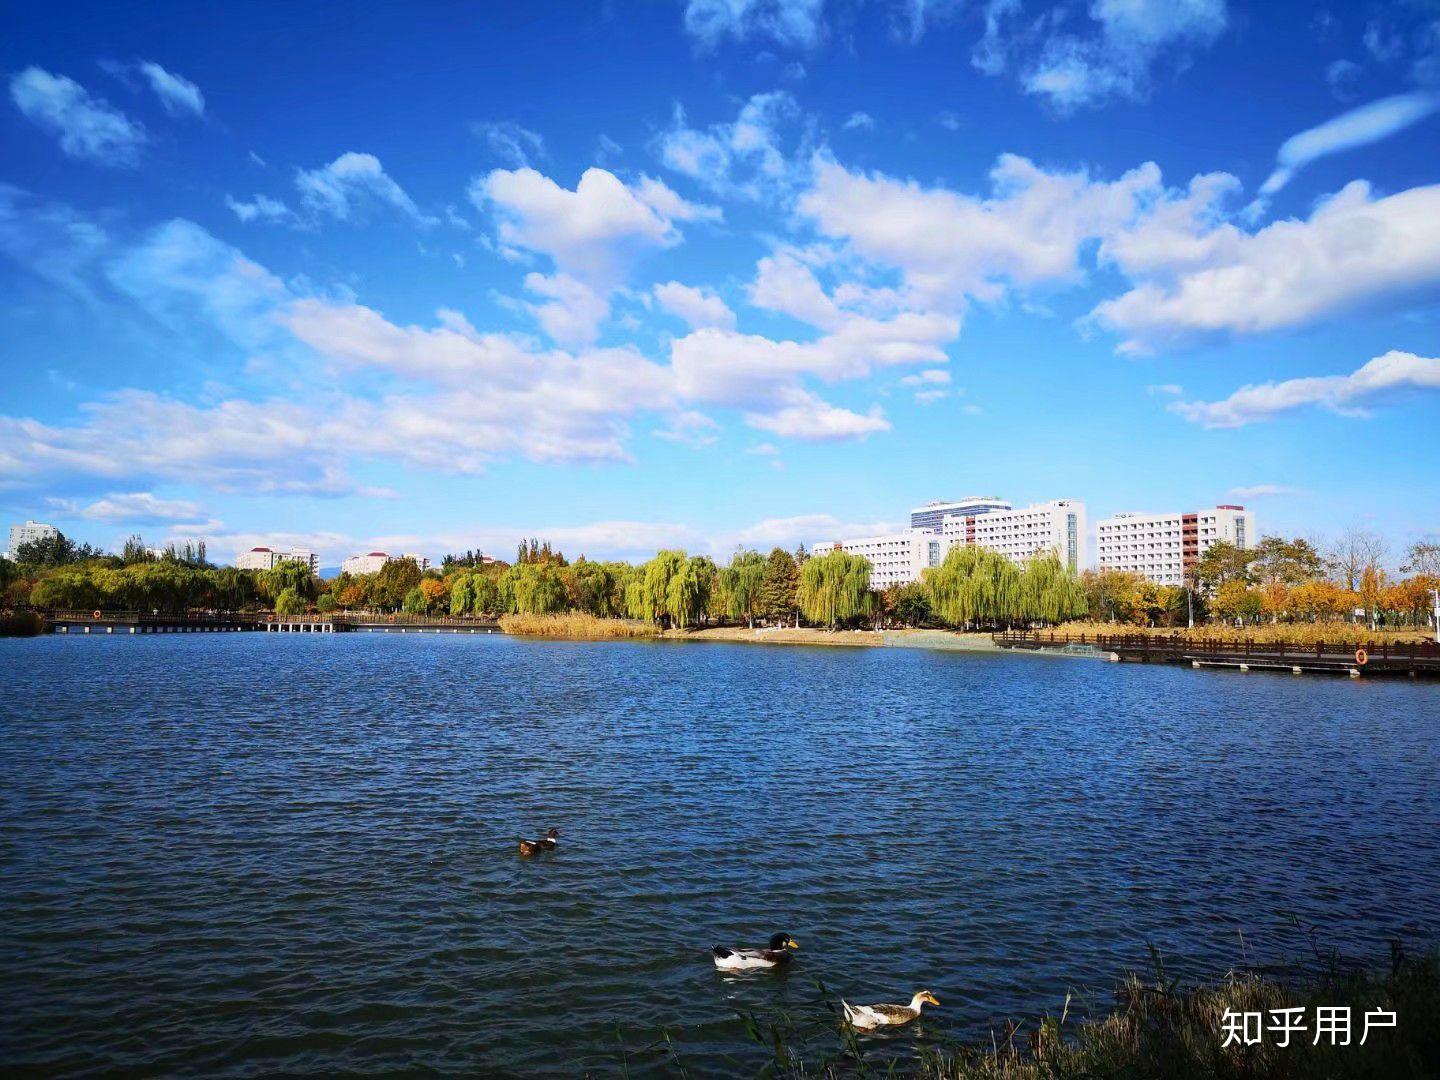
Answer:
274, 587, 306, 616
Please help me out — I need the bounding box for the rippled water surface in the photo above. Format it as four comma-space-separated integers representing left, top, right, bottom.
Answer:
3, 633, 1438, 1076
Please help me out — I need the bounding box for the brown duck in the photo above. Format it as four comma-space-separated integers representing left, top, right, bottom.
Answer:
517, 828, 559, 857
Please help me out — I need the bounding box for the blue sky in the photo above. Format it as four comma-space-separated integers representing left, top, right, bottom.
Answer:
2, 0, 1438, 566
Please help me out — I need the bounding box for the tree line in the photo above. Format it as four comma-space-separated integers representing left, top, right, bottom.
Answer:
5, 526, 1436, 633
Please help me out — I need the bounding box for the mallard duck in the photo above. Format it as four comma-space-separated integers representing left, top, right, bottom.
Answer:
517, 828, 559, 857
711, 933, 799, 972
841, 990, 939, 1030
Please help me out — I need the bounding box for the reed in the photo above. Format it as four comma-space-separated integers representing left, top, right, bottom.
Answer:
498, 612, 662, 639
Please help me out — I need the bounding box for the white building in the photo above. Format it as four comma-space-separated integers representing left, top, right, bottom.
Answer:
941, 499, 1088, 572
400, 552, 431, 572
1096, 505, 1255, 585
812, 530, 947, 590
909, 497, 1011, 532
235, 546, 320, 573
7, 519, 59, 558
341, 551, 392, 576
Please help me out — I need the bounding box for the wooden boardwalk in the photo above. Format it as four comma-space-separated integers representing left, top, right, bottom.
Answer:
45, 611, 501, 636
994, 630, 1440, 678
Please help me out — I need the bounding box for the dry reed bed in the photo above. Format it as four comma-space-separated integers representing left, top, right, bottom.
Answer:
498, 613, 661, 639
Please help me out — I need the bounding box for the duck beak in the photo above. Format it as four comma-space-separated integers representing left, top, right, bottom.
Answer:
788, 939, 799, 949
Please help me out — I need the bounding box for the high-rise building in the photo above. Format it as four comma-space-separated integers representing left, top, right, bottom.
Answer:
7, 519, 59, 558
909, 497, 1010, 532
1095, 505, 1255, 585
941, 499, 1088, 572
811, 530, 948, 590
235, 546, 320, 573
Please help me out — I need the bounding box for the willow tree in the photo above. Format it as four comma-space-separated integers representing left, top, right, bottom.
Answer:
721, 548, 767, 627
666, 555, 715, 629
797, 549, 873, 628
450, 572, 477, 615
1017, 552, 1088, 626
924, 545, 1022, 629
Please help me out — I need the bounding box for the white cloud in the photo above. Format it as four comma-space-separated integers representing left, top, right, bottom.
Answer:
657, 92, 803, 199
681, 0, 826, 50
1170, 350, 1440, 428
523, 272, 611, 346
1093, 181, 1440, 353
899, 368, 950, 386
632, 175, 723, 223
654, 281, 737, 329
295, 152, 432, 224
746, 386, 888, 441
843, 111, 875, 129
475, 166, 684, 284
1226, 484, 1302, 499
1257, 92, 1440, 197
10, 67, 147, 166
723, 513, 900, 551
225, 193, 293, 224
137, 61, 205, 117
1010, 0, 1228, 110
471, 120, 545, 167
79, 491, 209, 524
800, 153, 1162, 310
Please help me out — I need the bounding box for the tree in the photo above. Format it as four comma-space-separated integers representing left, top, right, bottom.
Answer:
1017, 553, 1087, 625
721, 548, 767, 627
798, 549, 873, 628
1402, 541, 1440, 577
1359, 564, 1386, 629
1192, 541, 1256, 593
372, 557, 422, 610
887, 582, 933, 627
509, 562, 567, 615
1327, 528, 1389, 592
666, 555, 715, 629
758, 547, 800, 626
420, 577, 449, 613
472, 574, 501, 616
401, 586, 427, 614
316, 593, 338, 613
925, 545, 1022, 629
261, 560, 318, 603
274, 587, 307, 616
1250, 536, 1324, 586
1213, 580, 1263, 626
449, 572, 477, 615
14, 530, 102, 569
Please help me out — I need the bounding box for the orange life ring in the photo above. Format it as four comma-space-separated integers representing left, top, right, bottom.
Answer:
388, 615, 396, 623
1355, 648, 1368, 666
266, 614, 275, 622
92, 610, 102, 620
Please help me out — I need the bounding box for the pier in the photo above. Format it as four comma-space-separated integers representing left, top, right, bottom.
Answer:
994, 630, 1440, 678
44, 611, 501, 636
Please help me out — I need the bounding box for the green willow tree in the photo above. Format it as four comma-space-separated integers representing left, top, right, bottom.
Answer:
721, 548, 767, 627
797, 549, 873, 628
924, 546, 1021, 629
1017, 553, 1088, 625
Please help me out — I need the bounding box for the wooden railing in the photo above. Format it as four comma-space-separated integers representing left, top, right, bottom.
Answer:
993, 630, 1440, 660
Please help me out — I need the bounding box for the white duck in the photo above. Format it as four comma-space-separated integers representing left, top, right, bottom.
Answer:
841, 990, 940, 1030
711, 933, 799, 972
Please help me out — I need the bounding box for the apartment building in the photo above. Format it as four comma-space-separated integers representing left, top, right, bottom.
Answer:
235, 546, 320, 573
1095, 505, 1255, 585
940, 499, 1088, 572
340, 551, 431, 575
909, 497, 1011, 532
811, 530, 948, 590
7, 519, 59, 558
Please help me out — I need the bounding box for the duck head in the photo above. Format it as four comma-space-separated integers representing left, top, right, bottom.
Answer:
912, 990, 940, 1010
545, 828, 560, 840
768, 933, 800, 951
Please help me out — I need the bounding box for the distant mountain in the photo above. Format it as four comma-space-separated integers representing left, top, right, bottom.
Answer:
318, 565, 343, 580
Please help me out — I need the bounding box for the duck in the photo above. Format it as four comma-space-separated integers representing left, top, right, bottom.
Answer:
711, 933, 799, 972
841, 990, 940, 1031
517, 828, 559, 857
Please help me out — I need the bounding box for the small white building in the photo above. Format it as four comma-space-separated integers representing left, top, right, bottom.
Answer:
1096, 505, 1255, 585
7, 519, 59, 559
341, 551, 392, 576
235, 546, 320, 573
941, 499, 1088, 572
812, 530, 947, 590
400, 552, 431, 572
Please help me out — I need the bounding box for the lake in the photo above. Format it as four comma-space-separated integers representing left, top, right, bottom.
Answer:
2, 633, 1438, 1075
